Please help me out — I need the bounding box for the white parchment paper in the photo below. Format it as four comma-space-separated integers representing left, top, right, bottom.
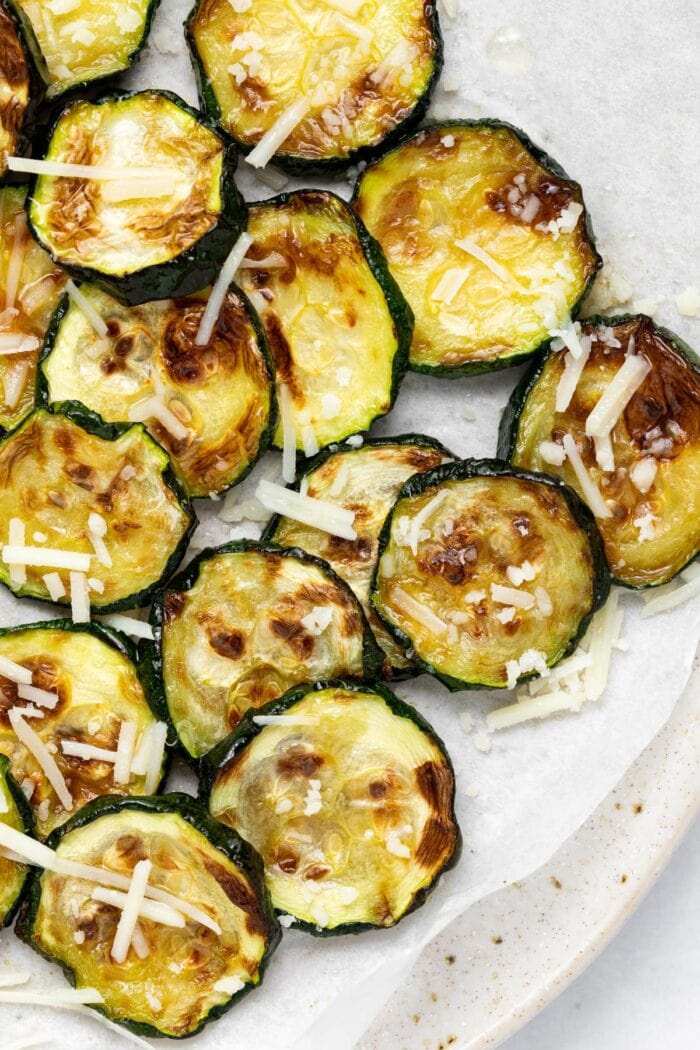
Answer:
2, 2, 699, 1048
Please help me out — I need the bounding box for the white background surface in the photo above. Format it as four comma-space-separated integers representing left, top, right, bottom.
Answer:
504, 815, 700, 1050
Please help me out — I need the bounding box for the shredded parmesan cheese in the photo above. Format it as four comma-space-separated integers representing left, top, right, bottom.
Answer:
629, 456, 658, 493
17, 684, 59, 709
2, 546, 91, 571
92, 886, 186, 929
585, 354, 651, 438
8, 518, 26, 586
431, 267, 470, 304
253, 714, 319, 726
455, 236, 526, 291
555, 344, 591, 412
561, 434, 612, 518
65, 279, 109, 340
487, 690, 582, 730
300, 606, 334, 635
490, 583, 535, 609
213, 975, 246, 996
0, 988, 104, 1007
8, 708, 73, 810
385, 826, 411, 858
100, 614, 154, 641
593, 431, 615, 472
113, 721, 138, 785
0, 334, 39, 355
406, 490, 448, 554
246, 100, 310, 169
69, 571, 91, 623
110, 859, 152, 964
641, 563, 700, 617
195, 232, 253, 346
143, 721, 168, 793
256, 479, 356, 539
391, 586, 450, 635
0, 654, 32, 685
128, 395, 189, 442
278, 382, 297, 483
583, 590, 623, 701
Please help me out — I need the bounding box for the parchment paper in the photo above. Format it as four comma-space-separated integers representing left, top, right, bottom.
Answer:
1, 2, 698, 1048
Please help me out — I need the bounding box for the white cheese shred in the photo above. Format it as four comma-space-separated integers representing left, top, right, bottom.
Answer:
65, 280, 108, 339
0, 654, 32, 685
585, 354, 651, 438
143, 721, 168, 794
561, 434, 612, 519
110, 859, 152, 964
255, 479, 357, 539
407, 490, 448, 554
92, 885, 186, 929
2, 546, 91, 571
455, 236, 526, 291
113, 721, 138, 785
583, 590, 623, 701
100, 614, 154, 641
195, 232, 253, 346
278, 382, 297, 483
16, 684, 59, 709
8, 709, 73, 811
555, 344, 591, 412
42, 572, 66, 601
69, 571, 91, 623
128, 395, 189, 442
641, 563, 700, 617
245, 99, 310, 169
8, 518, 26, 586
391, 586, 450, 636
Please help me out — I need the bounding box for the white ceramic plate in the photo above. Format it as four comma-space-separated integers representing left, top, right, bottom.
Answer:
359, 653, 700, 1049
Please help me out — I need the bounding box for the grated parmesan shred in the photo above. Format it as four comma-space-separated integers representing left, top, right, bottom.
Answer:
195, 233, 253, 346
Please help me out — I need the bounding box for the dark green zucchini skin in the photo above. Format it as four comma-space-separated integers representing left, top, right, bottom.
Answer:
5, 0, 161, 102
497, 313, 700, 588
0, 401, 197, 613
351, 118, 603, 379
261, 432, 455, 543
0, 618, 173, 783
15, 792, 282, 1040
200, 678, 462, 936
0, 751, 34, 928
185, 2, 443, 176
0, 0, 47, 179
26, 89, 247, 306
142, 539, 384, 756
370, 458, 612, 692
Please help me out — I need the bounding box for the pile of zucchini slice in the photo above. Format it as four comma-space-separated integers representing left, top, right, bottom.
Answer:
0, 0, 696, 1040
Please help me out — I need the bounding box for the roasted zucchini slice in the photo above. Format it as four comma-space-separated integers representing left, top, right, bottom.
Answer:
0, 407, 195, 610
1, 186, 66, 433
0, 621, 168, 839
0, 752, 32, 926
27, 90, 246, 306
17, 794, 280, 1039
146, 540, 381, 758
237, 191, 411, 451
186, 0, 442, 173
0, 3, 35, 176
203, 681, 461, 934
264, 435, 453, 678
371, 460, 610, 690
499, 314, 700, 587
7, 0, 160, 99
39, 284, 276, 498
353, 121, 601, 376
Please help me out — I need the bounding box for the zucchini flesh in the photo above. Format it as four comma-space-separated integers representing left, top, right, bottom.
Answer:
9, 0, 158, 98
150, 541, 378, 758
19, 795, 279, 1038
40, 285, 276, 498
371, 461, 609, 690
0, 752, 30, 926
206, 683, 460, 934
0, 6, 31, 174
353, 122, 600, 375
28, 90, 245, 305
187, 0, 441, 171
266, 437, 451, 677
1, 187, 66, 432
0, 408, 195, 611
0, 622, 166, 839
237, 191, 410, 450
502, 315, 700, 587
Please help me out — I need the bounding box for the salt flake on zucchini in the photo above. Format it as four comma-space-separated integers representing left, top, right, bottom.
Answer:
353, 120, 601, 375
203, 681, 461, 934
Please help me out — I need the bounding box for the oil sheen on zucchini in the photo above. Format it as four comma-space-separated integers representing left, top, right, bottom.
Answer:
237, 191, 411, 450
0, 752, 31, 926
27, 90, 246, 306
1, 187, 66, 433
264, 436, 452, 678
353, 121, 601, 375
147, 540, 381, 758
0, 407, 195, 610
0, 621, 166, 839
7, 0, 160, 99
371, 460, 610, 690
39, 284, 276, 498
186, 0, 442, 173
203, 681, 461, 934
17, 794, 280, 1039
500, 314, 700, 587
0, 4, 33, 175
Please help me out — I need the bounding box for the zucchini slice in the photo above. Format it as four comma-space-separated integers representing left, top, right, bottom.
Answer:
237, 191, 411, 451
0, 621, 167, 839
39, 284, 277, 498
353, 121, 601, 376
146, 540, 381, 758
264, 435, 453, 678
0, 407, 196, 611
0, 752, 32, 926
499, 314, 700, 588
370, 460, 610, 690
17, 794, 280, 1039
1, 186, 66, 433
7, 0, 159, 99
27, 90, 246, 306
203, 681, 461, 934
0, 3, 34, 176
186, 0, 442, 173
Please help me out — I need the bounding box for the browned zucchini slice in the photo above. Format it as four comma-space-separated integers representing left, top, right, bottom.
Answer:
203, 681, 461, 934
370, 460, 610, 690
0, 751, 31, 925
263, 435, 453, 677
353, 121, 601, 375
500, 314, 700, 587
